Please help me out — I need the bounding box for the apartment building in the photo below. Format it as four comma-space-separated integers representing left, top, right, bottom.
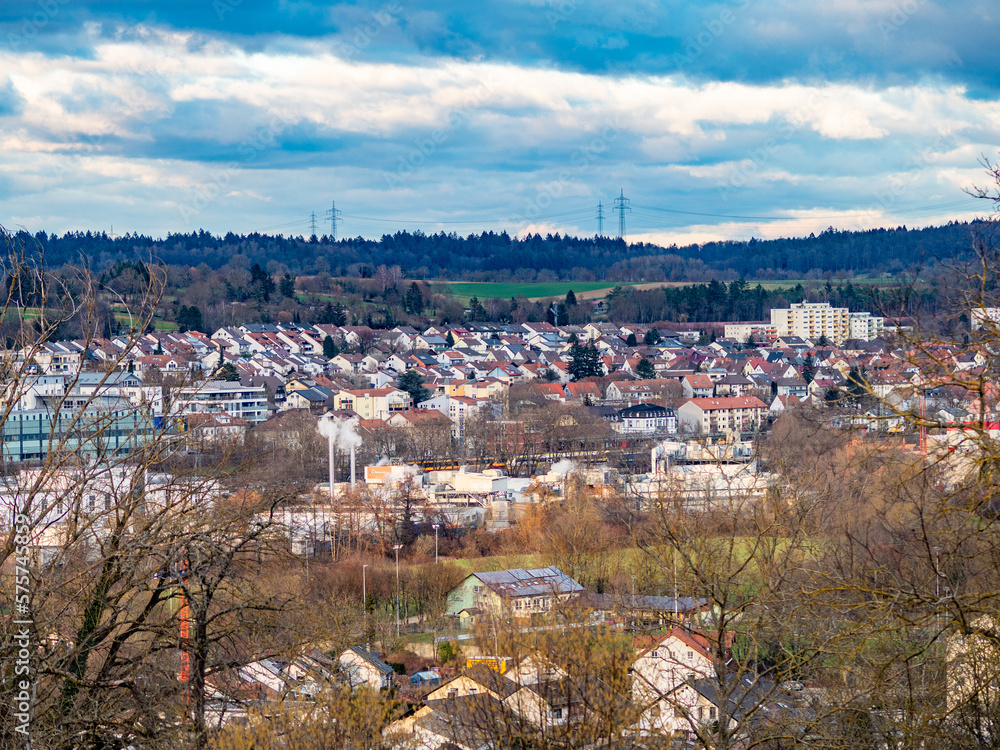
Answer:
677, 396, 767, 434
723, 322, 778, 344
174, 380, 269, 423
770, 302, 850, 343
849, 311, 885, 341
333, 387, 411, 420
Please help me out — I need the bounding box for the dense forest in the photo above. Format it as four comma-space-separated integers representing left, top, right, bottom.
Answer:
3, 219, 979, 337
12, 219, 987, 283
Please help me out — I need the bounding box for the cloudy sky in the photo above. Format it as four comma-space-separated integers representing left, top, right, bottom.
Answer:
1, 0, 997, 244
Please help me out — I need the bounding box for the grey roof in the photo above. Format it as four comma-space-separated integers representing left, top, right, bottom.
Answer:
618, 404, 676, 418
474, 567, 584, 599
573, 593, 708, 613
346, 646, 393, 675
75, 371, 142, 386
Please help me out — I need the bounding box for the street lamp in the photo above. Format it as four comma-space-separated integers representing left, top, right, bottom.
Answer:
363, 563, 369, 648
673, 548, 679, 624
432, 524, 440, 564
393, 544, 402, 638
933, 545, 941, 599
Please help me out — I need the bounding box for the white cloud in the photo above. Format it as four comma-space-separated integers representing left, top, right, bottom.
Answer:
0, 26, 998, 239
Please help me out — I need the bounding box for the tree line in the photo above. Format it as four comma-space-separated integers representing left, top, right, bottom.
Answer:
12, 219, 985, 283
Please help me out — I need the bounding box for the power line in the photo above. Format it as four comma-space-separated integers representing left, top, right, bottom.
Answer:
596, 201, 605, 236
309, 212, 318, 237
613, 189, 630, 240
341, 207, 594, 226
326, 201, 343, 241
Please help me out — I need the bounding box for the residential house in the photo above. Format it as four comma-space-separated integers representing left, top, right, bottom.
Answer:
676, 396, 768, 434
615, 403, 677, 435
446, 567, 585, 620
338, 646, 395, 691
632, 627, 717, 735
334, 387, 411, 420
682, 373, 715, 399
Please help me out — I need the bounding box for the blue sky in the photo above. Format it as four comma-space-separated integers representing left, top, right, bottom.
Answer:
1, 0, 998, 245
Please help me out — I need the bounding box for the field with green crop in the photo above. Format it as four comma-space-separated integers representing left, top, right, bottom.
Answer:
429, 277, 897, 304
429, 281, 639, 304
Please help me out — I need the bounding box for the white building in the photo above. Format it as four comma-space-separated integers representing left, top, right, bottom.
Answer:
848, 311, 885, 341
971, 307, 1000, 331
633, 628, 716, 735
723, 323, 777, 344
174, 380, 269, 423
770, 302, 850, 343
338, 647, 395, 691
615, 404, 677, 435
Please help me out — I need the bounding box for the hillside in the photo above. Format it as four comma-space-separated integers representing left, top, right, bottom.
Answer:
13, 220, 988, 283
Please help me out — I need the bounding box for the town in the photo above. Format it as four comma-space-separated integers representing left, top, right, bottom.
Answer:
3, 1, 1000, 745
5, 277, 1000, 748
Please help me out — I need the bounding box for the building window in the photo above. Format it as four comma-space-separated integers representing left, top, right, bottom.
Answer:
551, 708, 562, 719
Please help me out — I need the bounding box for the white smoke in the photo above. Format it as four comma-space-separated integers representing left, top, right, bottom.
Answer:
550, 459, 578, 477
388, 464, 419, 482
317, 415, 362, 450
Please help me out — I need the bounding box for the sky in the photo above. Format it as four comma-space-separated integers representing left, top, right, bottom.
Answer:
1, 0, 999, 245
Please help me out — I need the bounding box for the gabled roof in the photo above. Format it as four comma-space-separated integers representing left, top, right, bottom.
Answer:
347, 646, 393, 674
343, 646, 393, 675
473, 567, 584, 599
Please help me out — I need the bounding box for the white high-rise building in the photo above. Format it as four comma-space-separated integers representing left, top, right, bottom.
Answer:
770, 302, 883, 343
770, 302, 850, 343
849, 312, 885, 341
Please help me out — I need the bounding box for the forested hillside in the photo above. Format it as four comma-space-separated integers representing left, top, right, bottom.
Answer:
14, 220, 986, 282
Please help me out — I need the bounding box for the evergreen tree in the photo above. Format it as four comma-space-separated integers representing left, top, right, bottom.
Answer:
801, 355, 817, 384
397, 369, 430, 404
445, 330, 455, 347
215, 363, 241, 382
565, 289, 577, 306
249, 263, 276, 303
279, 273, 296, 298
846, 366, 869, 405
817, 333, 831, 347
643, 328, 661, 346
635, 357, 656, 380
322, 335, 338, 359
404, 282, 424, 315
468, 296, 487, 322
568, 342, 602, 381
625, 332, 638, 347
176, 304, 203, 333
332, 302, 348, 327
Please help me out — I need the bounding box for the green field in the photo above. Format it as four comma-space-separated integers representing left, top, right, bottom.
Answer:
430, 277, 898, 304
430, 281, 638, 304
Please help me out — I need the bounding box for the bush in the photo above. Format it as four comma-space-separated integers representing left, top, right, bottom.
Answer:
438, 641, 457, 664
